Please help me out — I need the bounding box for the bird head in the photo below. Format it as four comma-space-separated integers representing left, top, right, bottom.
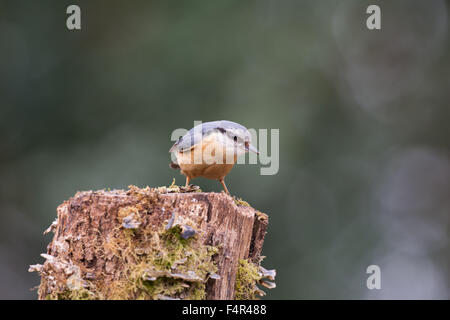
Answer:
215, 121, 259, 155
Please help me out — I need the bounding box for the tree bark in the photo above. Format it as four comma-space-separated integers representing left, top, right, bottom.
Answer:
30, 185, 273, 300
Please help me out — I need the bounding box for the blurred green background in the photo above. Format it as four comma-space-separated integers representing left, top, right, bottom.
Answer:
0, 0, 449, 299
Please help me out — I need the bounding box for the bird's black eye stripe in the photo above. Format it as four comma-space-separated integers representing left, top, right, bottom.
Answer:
233, 136, 238, 141
217, 127, 226, 134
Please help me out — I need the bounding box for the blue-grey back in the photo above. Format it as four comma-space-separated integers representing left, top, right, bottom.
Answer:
170, 120, 247, 152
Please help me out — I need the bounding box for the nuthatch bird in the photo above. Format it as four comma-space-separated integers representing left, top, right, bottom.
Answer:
169, 120, 259, 194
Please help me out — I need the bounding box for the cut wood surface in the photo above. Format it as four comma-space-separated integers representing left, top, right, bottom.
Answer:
30, 185, 274, 300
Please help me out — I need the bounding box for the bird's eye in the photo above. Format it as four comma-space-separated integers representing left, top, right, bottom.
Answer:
233, 136, 238, 142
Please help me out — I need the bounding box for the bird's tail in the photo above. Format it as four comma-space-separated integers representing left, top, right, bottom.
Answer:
169, 161, 180, 169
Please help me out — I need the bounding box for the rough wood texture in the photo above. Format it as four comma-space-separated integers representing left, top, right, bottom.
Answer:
32, 186, 270, 300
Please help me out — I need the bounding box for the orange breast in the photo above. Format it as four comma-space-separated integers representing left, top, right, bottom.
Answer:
175, 133, 237, 180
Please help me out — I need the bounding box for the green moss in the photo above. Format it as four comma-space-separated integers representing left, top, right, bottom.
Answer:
235, 259, 262, 300
234, 197, 251, 207
154, 180, 202, 193
46, 287, 97, 300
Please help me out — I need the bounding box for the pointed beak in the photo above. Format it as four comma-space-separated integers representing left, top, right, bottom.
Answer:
245, 142, 259, 154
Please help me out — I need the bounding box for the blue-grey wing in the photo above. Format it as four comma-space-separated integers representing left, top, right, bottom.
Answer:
169, 130, 201, 152
170, 121, 214, 152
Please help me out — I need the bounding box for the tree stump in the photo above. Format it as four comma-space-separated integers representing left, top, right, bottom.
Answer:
29, 185, 275, 300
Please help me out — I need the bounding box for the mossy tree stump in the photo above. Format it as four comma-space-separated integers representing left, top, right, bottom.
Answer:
30, 185, 275, 300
